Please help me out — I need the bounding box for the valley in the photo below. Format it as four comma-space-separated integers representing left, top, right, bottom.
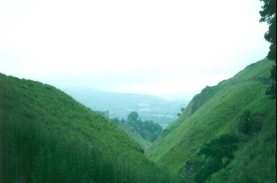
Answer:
62, 87, 188, 128
0, 59, 276, 183
0, 0, 275, 182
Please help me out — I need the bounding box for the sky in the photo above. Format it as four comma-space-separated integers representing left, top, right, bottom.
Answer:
0, 0, 270, 100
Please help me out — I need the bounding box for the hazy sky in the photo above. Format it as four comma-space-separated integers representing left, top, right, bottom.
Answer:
0, 0, 270, 100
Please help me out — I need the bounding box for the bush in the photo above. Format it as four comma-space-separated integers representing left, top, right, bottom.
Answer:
238, 110, 263, 136
195, 134, 240, 182
195, 159, 222, 183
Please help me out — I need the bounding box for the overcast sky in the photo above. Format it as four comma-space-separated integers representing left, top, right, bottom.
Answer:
0, 0, 270, 100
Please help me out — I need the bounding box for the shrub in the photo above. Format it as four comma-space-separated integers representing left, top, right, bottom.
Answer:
238, 110, 263, 136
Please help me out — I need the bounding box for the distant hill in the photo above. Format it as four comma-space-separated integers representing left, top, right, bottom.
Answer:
146, 59, 276, 183
62, 87, 188, 128
0, 73, 182, 183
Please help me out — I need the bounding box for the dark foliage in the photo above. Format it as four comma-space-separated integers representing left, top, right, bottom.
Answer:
265, 65, 276, 99
128, 111, 139, 121
195, 134, 240, 182
129, 118, 163, 143
194, 159, 222, 183
260, 0, 276, 99
197, 134, 240, 165
259, 0, 276, 61
111, 112, 163, 143
238, 110, 264, 136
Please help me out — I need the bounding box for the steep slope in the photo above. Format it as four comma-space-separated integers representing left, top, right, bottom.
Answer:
146, 59, 276, 182
115, 120, 152, 150
0, 73, 181, 183
111, 117, 163, 150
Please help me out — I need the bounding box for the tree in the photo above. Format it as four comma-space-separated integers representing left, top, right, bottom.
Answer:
127, 111, 139, 121
259, 0, 276, 99
143, 121, 163, 142
198, 134, 240, 166
194, 159, 222, 183
195, 134, 240, 182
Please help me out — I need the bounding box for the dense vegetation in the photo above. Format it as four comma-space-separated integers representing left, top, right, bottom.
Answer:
146, 59, 276, 183
111, 111, 163, 149
0, 73, 182, 183
259, 0, 276, 98
195, 134, 240, 183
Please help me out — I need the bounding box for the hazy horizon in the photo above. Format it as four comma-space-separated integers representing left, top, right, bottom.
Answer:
0, 0, 270, 100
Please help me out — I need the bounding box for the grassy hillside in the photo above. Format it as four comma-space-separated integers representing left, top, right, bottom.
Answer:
111, 117, 163, 150
115, 120, 152, 150
146, 59, 276, 182
0, 73, 182, 183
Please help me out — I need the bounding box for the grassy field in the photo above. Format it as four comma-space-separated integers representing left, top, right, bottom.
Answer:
146, 59, 276, 182
0, 73, 182, 183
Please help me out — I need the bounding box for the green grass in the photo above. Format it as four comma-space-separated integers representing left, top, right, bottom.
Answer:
146, 59, 276, 182
129, 132, 152, 149
118, 122, 152, 149
111, 117, 163, 150
0, 74, 182, 183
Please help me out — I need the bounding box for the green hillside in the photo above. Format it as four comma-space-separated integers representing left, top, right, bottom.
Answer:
113, 118, 152, 150
0, 73, 181, 183
110, 112, 163, 150
146, 59, 276, 183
